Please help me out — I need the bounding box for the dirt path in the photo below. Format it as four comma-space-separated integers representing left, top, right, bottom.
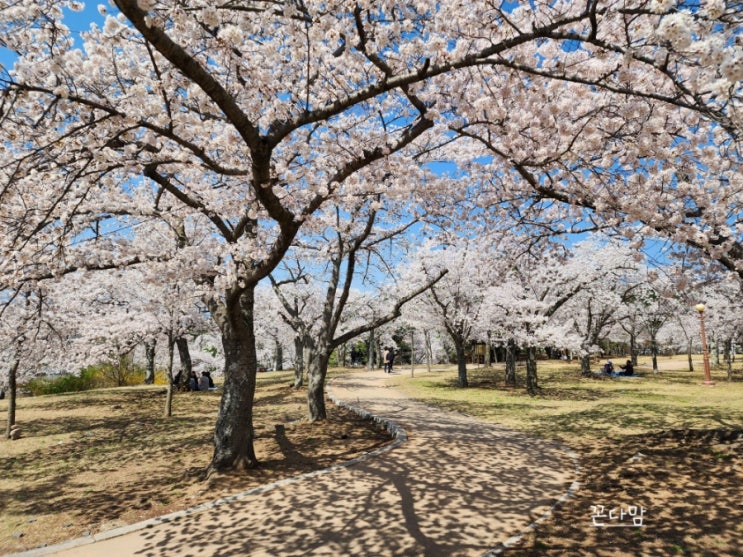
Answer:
12, 369, 579, 557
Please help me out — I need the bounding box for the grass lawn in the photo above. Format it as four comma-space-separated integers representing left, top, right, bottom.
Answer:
387, 355, 743, 556
0, 371, 390, 554
388, 356, 743, 444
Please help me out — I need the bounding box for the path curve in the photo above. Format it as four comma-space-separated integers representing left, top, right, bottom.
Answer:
10, 369, 579, 557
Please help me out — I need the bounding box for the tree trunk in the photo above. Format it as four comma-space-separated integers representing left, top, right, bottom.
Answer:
629, 333, 638, 366
424, 330, 433, 373
307, 351, 330, 421
274, 339, 283, 371
525, 346, 539, 396
302, 335, 313, 387
455, 338, 468, 388
293, 334, 304, 388
505, 339, 516, 386
687, 339, 694, 372
5, 359, 19, 439
580, 354, 592, 377
210, 287, 259, 471
712, 332, 720, 367
164, 333, 174, 418
651, 337, 659, 374
367, 328, 375, 371
339, 343, 347, 368
410, 330, 415, 377
176, 336, 192, 389
725, 338, 733, 382
144, 339, 156, 384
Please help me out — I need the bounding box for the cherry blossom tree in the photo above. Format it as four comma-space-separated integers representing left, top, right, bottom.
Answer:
484, 244, 597, 394
254, 283, 296, 373
1, 285, 70, 438
552, 239, 643, 375
270, 198, 445, 420
407, 239, 498, 388
437, 2, 743, 283
398, 301, 451, 373
2, 0, 740, 473
1, 0, 510, 470
267, 265, 320, 388
635, 272, 681, 373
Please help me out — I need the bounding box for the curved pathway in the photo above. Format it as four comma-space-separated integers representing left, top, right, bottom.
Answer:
13, 369, 579, 557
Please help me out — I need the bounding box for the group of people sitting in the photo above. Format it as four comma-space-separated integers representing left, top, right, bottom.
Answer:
602, 359, 634, 376
188, 370, 215, 391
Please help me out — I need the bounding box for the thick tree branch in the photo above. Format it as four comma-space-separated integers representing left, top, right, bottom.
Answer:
331, 269, 448, 349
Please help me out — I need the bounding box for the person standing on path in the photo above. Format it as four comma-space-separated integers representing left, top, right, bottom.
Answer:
384, 347, 394, 373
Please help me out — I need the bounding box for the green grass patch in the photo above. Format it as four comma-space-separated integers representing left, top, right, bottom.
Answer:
387, 356, 743, 445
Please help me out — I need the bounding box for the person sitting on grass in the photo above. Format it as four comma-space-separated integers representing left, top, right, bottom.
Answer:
603, 360, 614, 374
188, 370, 199, 391
620, 360, 634, 376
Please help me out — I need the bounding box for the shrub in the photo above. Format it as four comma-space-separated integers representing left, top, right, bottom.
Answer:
154, 369, 171, 385
24, 360, 151, 396
24, 367, 98, 395
90, 356, 146, 387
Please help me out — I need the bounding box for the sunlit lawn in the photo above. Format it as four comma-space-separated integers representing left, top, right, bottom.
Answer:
387, 355, 743, 446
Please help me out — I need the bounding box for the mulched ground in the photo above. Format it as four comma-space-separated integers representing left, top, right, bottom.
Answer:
509, 428, 743, 556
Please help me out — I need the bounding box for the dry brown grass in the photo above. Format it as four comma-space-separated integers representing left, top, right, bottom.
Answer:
0, 370, 390, 554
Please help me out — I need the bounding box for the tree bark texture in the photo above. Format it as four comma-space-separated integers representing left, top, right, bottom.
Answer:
274, 339, 283, 371
525, 346, 539, 396
410, 330, 415, 377
164, 333, 174, 418
505, 340, 516, 386
5, 359, 19, 439
307, 351, 330, 421
144, 339, 156, 384
424, 330, 433, 373
293, 334, 304, 388
580, 354, 592, 377
687, 339, 694, 372
367, 328, 375, 370
211, 287, 259, 471
630, 334, 638, 366
301, 337, 314, 387
176, 336, 192, 389
455, 339, 468, 388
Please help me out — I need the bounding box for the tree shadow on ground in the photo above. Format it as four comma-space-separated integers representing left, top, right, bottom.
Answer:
0, 381, 392, 554
509, 428, 743, 557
